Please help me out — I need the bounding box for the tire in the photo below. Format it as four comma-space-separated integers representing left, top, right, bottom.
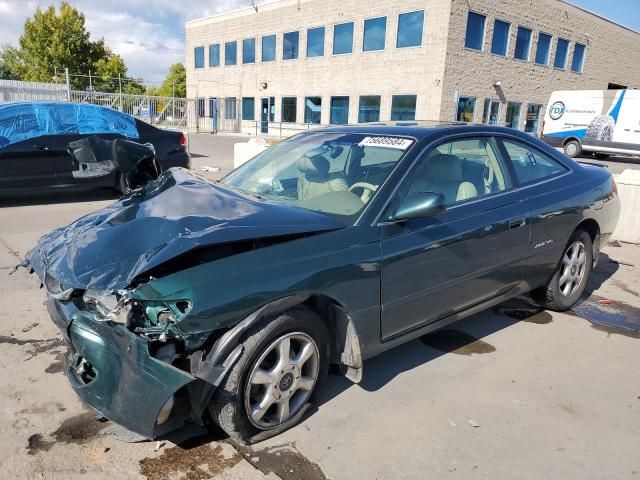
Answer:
563, 140, 581, 158
210, 306, 329, 444
532, 230, 593, 311
594, 153, 610, 160
116, 173, 131, 195
586, 115, 615, 142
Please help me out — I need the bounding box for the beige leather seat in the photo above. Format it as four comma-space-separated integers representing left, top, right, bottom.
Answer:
409, 153, 478, 204
297, 155, 349, 200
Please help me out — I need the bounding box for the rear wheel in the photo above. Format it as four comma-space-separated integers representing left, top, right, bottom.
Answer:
210, 306, 329, 444
532, 230, 593, 311
563, 140, 581, 158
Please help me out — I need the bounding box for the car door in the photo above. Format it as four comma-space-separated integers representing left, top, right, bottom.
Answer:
0, 103, 57, 190
379, 135, 530, 340
496, 137, 577, 289
0, 136, 57, 190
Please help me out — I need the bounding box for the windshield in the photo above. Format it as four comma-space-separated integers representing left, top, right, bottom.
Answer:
221, 132, 414, 222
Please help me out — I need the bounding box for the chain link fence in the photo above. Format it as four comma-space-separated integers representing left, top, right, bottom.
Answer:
0, 79, 242, 134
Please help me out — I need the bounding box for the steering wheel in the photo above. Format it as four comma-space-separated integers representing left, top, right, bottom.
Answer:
349, 182, 378, 203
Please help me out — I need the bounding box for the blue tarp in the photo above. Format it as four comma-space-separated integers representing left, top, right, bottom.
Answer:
0, 102, 139, 148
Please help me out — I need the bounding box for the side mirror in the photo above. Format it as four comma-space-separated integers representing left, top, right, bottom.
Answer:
390, 192, 446, 222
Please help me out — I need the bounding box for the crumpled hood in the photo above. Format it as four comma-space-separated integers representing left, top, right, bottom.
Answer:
25, 168, 344, 290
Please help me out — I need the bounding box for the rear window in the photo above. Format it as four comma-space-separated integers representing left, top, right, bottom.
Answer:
500, 139, 567, 184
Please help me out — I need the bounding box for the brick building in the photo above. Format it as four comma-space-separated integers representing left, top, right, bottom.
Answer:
185, 0, 640, 135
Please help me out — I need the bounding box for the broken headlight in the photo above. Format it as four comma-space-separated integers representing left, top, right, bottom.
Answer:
83, 290, 191, 341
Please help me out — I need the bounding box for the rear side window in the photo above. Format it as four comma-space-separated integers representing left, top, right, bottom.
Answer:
500, 139, 567, 184
405, 137, 510, 206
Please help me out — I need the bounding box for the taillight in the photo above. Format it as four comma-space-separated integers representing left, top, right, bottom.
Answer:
179, 133, 187, 147
612, 179, 618, 195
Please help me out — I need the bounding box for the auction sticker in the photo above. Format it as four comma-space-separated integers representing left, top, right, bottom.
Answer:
358, 136, 414, 150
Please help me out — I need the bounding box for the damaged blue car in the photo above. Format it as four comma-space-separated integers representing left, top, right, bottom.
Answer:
23, 124, 620, 444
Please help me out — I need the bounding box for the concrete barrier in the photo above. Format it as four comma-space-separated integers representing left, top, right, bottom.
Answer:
613, 169, 640, 244
233, 137, 269, 169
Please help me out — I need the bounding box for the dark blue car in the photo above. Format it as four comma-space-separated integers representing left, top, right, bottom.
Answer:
25, 124, 620, 444
0, 102, 189, 194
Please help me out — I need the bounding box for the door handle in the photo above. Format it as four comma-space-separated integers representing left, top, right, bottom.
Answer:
34, 144, 49, 151
509, 218, 526, 229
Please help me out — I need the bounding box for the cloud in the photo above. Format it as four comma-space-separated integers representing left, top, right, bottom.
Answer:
0, 0, 266, 82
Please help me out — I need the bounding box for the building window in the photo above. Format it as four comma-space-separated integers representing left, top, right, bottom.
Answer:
514, 26, 532, 61
209, 44, 220, 67
333, 22, 354, 55
307, 27, 325, 57
571, 43, 586, 73
505, 102, 521, 129
282, 97, 297, 123
534, 33, 552, 65
391, 95, 417, 120
242, 38, 255, 64
304, 97, 322, 124
491, 20, 510, 56
363, 17, 387, 52
197, 97, 205, 117
225, 41, 237, 65
482, 99, 500, 125
464, 11, 485, 51
224, 98, 237, 120
262, 35, 276, 62
283, 31, 299, 60
194, 47, 204, 68
524, 104, 542, 134
358, 96, 381, 123
554, 38, 569, 69
397, 10, 424, 48
456, 96, 475, 122
242, 97, 254, 121
330, 96, 350, 124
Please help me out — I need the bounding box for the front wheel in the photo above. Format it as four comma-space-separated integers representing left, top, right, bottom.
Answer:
532, 230, 593, 311
563, 140, 581, 158
210, 306, 329, 444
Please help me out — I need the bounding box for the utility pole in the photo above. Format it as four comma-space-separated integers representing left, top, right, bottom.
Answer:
64, 67, 71, 101
118, 73, 123, 111
172, 79, 176, 124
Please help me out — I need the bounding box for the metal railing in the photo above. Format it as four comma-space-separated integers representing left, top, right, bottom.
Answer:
0, 79, 244, 134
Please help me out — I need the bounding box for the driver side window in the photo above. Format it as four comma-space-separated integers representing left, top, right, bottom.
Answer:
403, 137, 510, 206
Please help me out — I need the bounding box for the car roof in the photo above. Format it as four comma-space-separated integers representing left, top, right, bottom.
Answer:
312, 123, 533, 140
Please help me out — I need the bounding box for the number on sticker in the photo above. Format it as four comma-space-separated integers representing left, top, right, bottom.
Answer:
358, 137, 413, 150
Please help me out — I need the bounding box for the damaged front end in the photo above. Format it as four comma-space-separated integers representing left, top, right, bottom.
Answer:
22, 166, 345, 439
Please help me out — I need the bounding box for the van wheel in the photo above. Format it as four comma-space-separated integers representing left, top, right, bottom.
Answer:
594, 153, 610, 160
532, 230, 593, 311
563, 140, 581, 158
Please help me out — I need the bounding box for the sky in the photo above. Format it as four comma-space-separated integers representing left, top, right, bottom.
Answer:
0, 0, 639, 83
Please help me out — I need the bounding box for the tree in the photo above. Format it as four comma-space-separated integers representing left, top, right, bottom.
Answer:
0, 46, 20, 80
156, 63, 186, 98
2, 2, 140, 92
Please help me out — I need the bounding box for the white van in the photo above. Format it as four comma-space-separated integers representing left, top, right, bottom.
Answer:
541, 89, 640, 158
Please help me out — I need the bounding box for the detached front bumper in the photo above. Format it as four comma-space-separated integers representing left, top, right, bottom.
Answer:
47, 297, 196, 439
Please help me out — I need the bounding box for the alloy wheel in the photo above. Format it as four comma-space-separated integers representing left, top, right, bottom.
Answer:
244, 332, 319, 429
559, 241, 587, 297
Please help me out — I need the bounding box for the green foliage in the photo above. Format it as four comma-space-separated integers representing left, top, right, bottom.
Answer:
156, 63, 186, 98
0, 46, 20, 80
2, 2, 142, 92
